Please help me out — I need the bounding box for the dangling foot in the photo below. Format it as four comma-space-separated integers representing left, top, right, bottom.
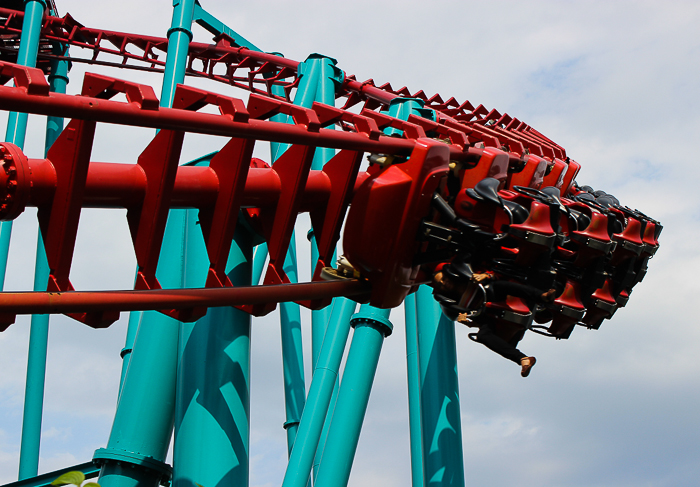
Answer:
320, 256, 361, 281
520, 356, 536, 377
540, 288, 557, 303
471, 272, 493, 284
320, 267, 352, 281
367, 153, 395, 168
336, 256, 360, 278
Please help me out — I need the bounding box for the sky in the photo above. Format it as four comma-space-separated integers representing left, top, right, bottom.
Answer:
1, 1, 699, 486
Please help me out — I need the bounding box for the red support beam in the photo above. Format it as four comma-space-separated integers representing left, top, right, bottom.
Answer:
0, 279, 371, 330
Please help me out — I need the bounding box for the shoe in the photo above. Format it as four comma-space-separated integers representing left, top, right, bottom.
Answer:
320, 256, 362, 281
367, 153, 395, 168
320, 267, 352, 281
540, 288, 557, 303
520, 356, 536, 377
336, 256, 361, 279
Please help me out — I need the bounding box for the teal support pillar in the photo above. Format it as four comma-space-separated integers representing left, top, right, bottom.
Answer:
415, 286, 465, 487
173, 209, 252, 487
17, 250, 48, 480
376, 96, 433, 487
43, 46, 69, 148
310, 55, 340, 170
383, 97, 436, 137
314, 306, 393, 487
404, 293, 425, 487
310, 299, 356, 481
17, 43, 69, 481
118, 309, 141, 396
3, 0, 45, 150
1, 0, 47, 287
309, 231, 330, 369
251, 245, 266, 286
160, 0, 196, 109
96, 3, 195, 484
382, 97, 435, 137
245, 66, 308, 455
281, 299, 356, 487
280, 242, 306, 454
95, 211, 188, 487
301, 54, 343, 366
304, 55, 349, 482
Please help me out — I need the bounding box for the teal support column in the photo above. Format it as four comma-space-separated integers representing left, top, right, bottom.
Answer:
43, 46, 69, 148
302, 54, 343, 366
310, 55, 340, 171
251, 245, 266, 286
309, 231, 330, 369
3, 0, 45, 150
415, 286, 465, 487
160, 0, 196, 109
382, 97, 436, 137
404, 293, 425, 487
0, 219, 12, 287
96, 3, 196, 484
95, 211, 188, 487
118, 309, 140, 396
281, 298, 356, 487
173, 209, 252, 487
17, 239, 49, 480
306, 56, 350, 482
314, 306, 393, 487
245, 67, 308, 455
17, 42, 69, 481
310, 299, 356, 481
0, 0, 47, 287
375, 97, 433, 487
280, 241, 306, 454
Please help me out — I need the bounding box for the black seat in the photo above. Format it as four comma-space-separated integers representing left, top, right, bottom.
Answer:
568, 209, 590, 231
472, 178, 503, 206
596, 195, 617, 208
502, 200, 528, 224
449, 260, 474, 280
541, 186, 561, 200
574, 192, 596, 203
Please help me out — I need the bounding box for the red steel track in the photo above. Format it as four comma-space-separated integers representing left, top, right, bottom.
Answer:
0, 6, 578, 328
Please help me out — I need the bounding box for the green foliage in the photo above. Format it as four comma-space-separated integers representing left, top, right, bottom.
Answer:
51, 471, 100, 487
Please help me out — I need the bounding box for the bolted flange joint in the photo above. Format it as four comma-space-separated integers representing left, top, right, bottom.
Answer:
349, 309, 393, 337
93, 448, 173, 486
0, 143, 30, 222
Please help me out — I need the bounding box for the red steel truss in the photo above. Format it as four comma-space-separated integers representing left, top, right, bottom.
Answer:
0, 6, 566, 159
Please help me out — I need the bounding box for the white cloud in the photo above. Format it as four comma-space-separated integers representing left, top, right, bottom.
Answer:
1, 0, 698, 486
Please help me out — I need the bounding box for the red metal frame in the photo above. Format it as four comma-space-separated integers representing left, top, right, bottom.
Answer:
0, 279, 370, 330
0, 6, 659, 339
0, 6, 567, 159
0, 60, 481, 325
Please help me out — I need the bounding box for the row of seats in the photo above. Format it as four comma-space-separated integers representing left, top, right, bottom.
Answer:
420, 166, 661, 340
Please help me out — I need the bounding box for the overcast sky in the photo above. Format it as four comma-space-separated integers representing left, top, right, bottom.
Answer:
1, 1, 699, 486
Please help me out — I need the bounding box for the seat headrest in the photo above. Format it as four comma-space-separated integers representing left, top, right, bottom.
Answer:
541, 186, 561, 200
472, 178, 503, 206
